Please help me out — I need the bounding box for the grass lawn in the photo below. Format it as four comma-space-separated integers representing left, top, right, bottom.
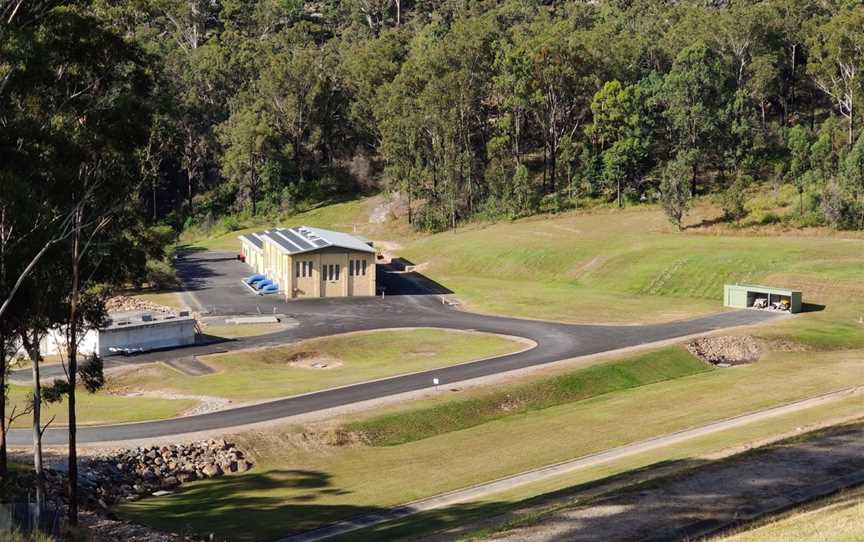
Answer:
117, 346, 864, 540
399, 207, 864, 324
714, 485, 864, 542
108, 328, 525, 403
6, 385, 196, 428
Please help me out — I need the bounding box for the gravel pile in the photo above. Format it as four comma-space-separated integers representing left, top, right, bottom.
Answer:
105, 295, 177, 315
687, 335, 762, 366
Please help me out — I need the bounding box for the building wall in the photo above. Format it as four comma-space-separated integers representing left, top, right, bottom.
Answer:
40, 319, 196, 357
96, 319, 196, 357
253, 236, 376, 298
283, 248, 375, 298
240, 240, 264, 275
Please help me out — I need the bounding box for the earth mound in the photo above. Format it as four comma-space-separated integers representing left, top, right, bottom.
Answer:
687, 336, 762, 366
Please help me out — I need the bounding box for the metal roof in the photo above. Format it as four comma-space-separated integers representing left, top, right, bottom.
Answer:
243, 226, 375, 256
726, 283, 801, 295
238, 231, 265, 251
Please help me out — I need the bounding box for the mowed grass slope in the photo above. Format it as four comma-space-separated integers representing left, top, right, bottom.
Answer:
183, 197, 417, 252
349, 347, 709, 446
110, 328, 526, 402
715, 486, 864, 542
118, 347, 864, 541
399, 207, 864, 324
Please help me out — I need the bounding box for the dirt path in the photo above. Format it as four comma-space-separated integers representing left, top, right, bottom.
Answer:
275, 386, 864, 542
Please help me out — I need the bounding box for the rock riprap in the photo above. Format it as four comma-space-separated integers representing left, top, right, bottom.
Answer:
79, 439, 252, 506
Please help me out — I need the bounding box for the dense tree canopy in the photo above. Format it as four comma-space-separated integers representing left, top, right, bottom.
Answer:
34, 0, 855, 233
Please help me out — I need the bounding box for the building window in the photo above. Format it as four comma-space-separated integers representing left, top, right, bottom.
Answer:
362, 259, 367, 276
295, 261, 300, 278
349, 260, 355, 276
335, 264, 340, 281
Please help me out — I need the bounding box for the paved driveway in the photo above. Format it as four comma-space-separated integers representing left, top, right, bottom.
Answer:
8, 251, 780, 445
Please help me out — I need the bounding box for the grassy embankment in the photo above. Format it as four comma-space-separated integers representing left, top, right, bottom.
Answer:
8, 329, 523, 427
115, 196, 863, 540
180, 197, 415, 253
713, 486, 864, 542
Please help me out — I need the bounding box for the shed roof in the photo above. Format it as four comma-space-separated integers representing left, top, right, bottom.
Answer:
726, 283, 801, 295
238, 231, 265, 250
242, 226, 375, 256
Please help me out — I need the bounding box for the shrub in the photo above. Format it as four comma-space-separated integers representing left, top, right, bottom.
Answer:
221, 215, 242, 232
821, 182, 858, 229
145, 258, 179, 289
721, 175, 749, 223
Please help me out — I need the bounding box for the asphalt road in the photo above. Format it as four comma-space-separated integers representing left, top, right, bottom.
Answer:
8, 251, 780, 446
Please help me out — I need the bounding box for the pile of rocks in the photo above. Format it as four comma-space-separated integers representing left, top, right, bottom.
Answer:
687, 335, 762, 366
80, 439, 252, 506
105, 295, 176, 315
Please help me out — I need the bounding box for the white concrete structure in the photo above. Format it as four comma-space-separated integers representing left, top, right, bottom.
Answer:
41, 311, 197, 357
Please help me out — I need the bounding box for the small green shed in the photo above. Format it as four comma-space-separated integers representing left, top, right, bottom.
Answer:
724, 283, 802, 314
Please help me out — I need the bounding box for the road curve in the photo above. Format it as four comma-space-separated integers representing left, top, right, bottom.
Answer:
8, 252, 781, 446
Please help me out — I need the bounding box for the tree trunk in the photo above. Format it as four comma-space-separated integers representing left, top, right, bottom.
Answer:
187, 170, 194, 216
690, 166, 697, 198
0, 335, 6, 480
67, 212, 81, 527
29, 344, 44, 519
761, 102, 767, 133
790, 44, 797, 115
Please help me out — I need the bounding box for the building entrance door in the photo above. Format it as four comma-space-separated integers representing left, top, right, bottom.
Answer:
320, 263, 342, 297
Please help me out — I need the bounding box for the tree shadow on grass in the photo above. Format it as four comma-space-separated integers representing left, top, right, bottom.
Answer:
117, 469, 383, 541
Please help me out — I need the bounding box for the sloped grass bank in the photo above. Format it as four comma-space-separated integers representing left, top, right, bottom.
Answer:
117, 349, 864, 541
348, 347, 709, 446
715, 485, 864, 542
